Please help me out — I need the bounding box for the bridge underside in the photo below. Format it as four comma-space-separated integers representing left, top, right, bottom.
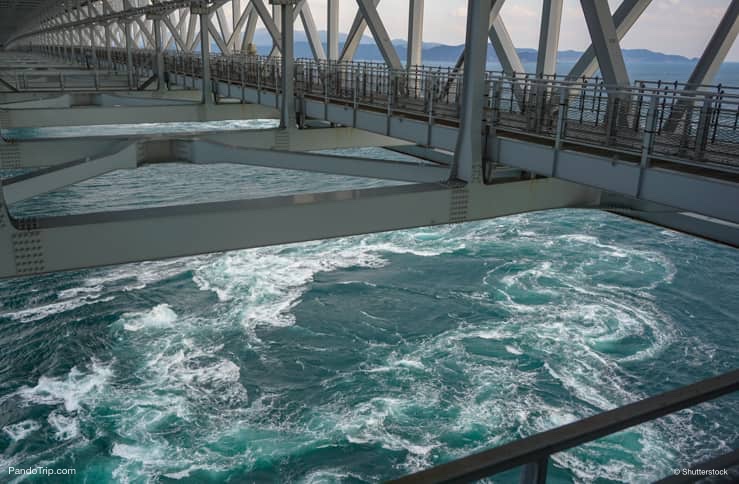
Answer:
1, 48, 739, 279
1, 1, 739, 482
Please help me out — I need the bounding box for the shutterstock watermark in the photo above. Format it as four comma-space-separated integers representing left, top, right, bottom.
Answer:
672, 468, 729, 477
7, 466, 76, 477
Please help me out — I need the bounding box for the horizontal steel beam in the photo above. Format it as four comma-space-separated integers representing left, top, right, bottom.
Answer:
2, 127, 407, 169
602, 194, 739, 247
7, 1, 195, 44
148, 71, 739, 226
189, 140, 450, 183
0, 102, 278, 128
2, 143, 137, 204
0, 178, 599, 278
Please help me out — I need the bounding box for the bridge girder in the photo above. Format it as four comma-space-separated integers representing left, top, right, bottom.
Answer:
3, 0, 735, 90
1, 0, 738, 280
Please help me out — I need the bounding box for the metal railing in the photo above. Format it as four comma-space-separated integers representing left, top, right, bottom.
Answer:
201, 53, 739, 170
389, 369, 739, 484
12, 46, 739, 170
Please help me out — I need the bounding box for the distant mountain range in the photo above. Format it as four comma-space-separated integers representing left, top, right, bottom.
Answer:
219, 29, 697, 65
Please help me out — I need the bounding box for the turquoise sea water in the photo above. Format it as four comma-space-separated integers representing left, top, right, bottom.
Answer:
0, 63, 738, 483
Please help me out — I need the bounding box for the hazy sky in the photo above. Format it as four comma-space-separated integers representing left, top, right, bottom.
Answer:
286, 0, 739, 62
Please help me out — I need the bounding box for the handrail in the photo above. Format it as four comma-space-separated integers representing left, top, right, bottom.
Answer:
14, 45, 739, 169
388, 369, 739, 484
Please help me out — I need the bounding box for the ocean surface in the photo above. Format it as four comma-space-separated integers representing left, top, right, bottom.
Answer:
0, 63, 738, 483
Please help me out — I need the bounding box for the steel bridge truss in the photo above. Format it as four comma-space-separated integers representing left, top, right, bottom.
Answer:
0, 0, 736, 268
1, 1, 739, 483
6, 0, 739, 86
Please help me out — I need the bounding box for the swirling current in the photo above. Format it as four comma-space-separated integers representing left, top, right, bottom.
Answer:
0, 117, 738, 483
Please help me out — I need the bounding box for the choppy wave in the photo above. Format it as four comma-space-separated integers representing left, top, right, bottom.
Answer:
1, 148, 737, 482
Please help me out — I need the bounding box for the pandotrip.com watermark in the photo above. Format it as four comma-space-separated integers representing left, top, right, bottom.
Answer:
7, 466, 76, 477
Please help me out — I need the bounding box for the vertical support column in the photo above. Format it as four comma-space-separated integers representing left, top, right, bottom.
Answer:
451, 0, 492, 183
536, 0, 563, 78
65, 28, 72, 62
88, 3, 97, 68
193, 2, 214, 105
150, 15, 166, 91
104, 23, 113, 69
407, 0, 424, 68
271, 2, 282, 57
580, 0, 630, 87
124, 20, 135, 89
75, 0, 84, 64
327, 0, 339, 61
275, 0, 295, 128
75, 27, 83, 64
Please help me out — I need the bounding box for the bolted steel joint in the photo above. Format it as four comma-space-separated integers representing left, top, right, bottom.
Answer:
190, 0, 210, 15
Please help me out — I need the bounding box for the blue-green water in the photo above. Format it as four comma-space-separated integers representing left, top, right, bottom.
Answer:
1, 63, 739, 483
2, 147, 738, 483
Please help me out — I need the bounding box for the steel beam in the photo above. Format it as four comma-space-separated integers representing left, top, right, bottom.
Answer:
685, 0, 739, 89
279, 0, 295, 128
198, 10, 213, 105
298, 1, 327, 61
152, 17, 166, 91
407, 0, 424, 68
446, 1, 515, 92
489, 15, 525, 76
339, 0, 380, 63
229, 3, 254, 49
568, 0, 651, 80
215, 5, 233, 47
190, 141, 448, 182
271, 1, 282, 57
88, 2, 97, 65
0, 102, 278, 128
186, 10, 198, 49
124, 20, 134, 89
163, 16, 188, 51
355, 0, 402, 70
602, 196, 739, 248
663, 0, 739, 131
327, 0, 339, 61
451, 0, 492, 183
208, 16, 231, 55
104, 23, 113, 65
4, 127, 406, 169
0, 178, 596, 279
242, 9, 258, 51
580, 0, 630, 87
251, 0, 282, 53
537, 0, 563, 77
2, 143, 137, 204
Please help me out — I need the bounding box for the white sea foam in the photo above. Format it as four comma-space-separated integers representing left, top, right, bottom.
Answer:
2, 420, 40, 442
15, 360, 112, 413
47, 410, 80, 441
2, 209, 723, 483
190, 224, 475, 335
300, 469, 358, 484
121, 304, 178, 331
505, 345, 523, 355
332, 395, 440, 465
6, 295, 115, 323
